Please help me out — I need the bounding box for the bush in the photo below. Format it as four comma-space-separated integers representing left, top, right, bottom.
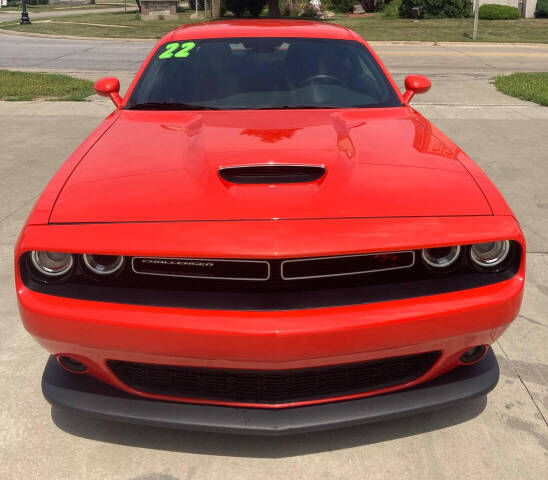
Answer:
382, 0, 401, 16
330, 0, 354, 13
302, 3, 319, 16
479, 4, 520, 19
535, 0, 548, 18
248, 0, 267, 16
282, 3, 301, 16
399, 0, 472, 18
225, 0, 248, 16
224, 0, 266, 16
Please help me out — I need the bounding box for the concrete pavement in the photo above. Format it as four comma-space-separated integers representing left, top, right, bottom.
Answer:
1, 35, 547, 479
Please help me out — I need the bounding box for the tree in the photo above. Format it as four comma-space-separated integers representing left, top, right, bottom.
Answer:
213, 0, 221, 16
204, 0, 221, 16
268, 0, 281, 17
360, 0, 375, 11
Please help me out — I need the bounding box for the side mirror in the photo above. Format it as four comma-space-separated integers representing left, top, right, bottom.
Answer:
94, 77, 122, 109
402, 75, 431, 105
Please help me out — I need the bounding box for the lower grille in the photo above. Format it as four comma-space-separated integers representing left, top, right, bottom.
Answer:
108, 351, 440, 405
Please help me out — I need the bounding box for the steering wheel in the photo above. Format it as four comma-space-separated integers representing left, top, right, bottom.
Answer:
298, 74, 347, 88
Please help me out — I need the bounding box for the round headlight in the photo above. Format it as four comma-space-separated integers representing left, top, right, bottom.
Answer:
470, 241, 510, 268
421, 246, 461, 269
82, 254, 124, 275
31, 251, 74, 277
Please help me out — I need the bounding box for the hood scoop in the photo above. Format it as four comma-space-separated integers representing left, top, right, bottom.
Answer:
218, 164, 325, 184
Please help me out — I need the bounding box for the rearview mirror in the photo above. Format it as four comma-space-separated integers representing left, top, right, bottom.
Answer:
402, 75, 431, 105
94, 77, 122, 109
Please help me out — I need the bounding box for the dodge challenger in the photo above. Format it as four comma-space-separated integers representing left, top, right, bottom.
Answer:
15, 20, 525, 434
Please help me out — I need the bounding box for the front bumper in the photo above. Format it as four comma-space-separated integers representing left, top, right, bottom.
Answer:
43, 348, 499, 435
20, 269, 522, 408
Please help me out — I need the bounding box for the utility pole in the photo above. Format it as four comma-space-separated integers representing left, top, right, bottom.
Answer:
473, 0, 480, 41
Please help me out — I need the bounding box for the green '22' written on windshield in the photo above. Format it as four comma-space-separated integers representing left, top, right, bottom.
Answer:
158, 42, 197, 60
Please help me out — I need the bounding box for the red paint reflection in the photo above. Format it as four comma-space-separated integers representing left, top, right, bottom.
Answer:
241, 128, 301, 143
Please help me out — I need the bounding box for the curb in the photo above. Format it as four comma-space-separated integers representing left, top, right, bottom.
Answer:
369, 41, 548, 47
1, 28, 548, 47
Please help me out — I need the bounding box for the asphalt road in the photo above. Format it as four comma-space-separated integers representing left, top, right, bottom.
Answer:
2, 32, 548, 75
1, 33, 547, 479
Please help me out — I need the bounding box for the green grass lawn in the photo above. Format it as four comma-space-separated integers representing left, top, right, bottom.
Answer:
1, 11, 547, 42
0, 70, 94, 101
331, 15, 548, 43
1, 10, 181, 38
494, 72, 548, 106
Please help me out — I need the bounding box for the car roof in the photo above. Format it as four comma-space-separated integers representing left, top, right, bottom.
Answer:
165, 19, 359, 42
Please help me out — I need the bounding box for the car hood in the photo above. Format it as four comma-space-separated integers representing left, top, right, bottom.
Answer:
50, 108, 491, 223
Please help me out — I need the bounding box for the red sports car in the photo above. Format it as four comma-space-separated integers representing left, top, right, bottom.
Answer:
16, 20, 525, 434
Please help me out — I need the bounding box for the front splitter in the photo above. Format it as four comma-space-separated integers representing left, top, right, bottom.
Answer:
42, 349, 499, 435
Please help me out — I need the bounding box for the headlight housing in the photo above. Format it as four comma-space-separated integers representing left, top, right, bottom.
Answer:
470, 240, 510, 269
82, 254, 125, 276
421, 246, 461, 269
30, 251, 74, 277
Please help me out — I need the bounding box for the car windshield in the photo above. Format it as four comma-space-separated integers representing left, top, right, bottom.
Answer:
126, 37, 401, 110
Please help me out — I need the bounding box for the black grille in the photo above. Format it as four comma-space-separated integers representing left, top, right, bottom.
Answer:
218, 165, 325, 184
132, 252, 414, 282
281, 252, 415, 280
108, 351, 440, 405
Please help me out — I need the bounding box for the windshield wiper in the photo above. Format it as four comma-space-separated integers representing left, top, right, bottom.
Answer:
251, 105, 340, 110
127, 102, 219, 111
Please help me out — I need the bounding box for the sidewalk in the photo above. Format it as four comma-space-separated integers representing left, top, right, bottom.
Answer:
0, 6, 126, 23
1, 95, 547, 479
